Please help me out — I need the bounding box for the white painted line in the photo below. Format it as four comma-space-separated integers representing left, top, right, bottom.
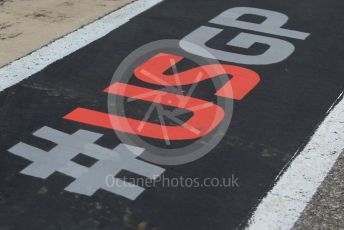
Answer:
0, 0, 163, 92
246, 92, 344, 230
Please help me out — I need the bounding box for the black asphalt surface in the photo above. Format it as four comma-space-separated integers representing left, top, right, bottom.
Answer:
0, 0, 344, 229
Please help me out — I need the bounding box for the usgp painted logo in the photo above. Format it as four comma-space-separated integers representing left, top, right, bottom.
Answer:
8, 7, 310, 199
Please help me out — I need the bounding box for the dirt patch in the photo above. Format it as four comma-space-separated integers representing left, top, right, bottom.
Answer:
0, 0, 133, 67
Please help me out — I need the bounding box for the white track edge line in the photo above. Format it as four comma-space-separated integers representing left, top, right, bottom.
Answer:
0, 0, 163, 92
246, 92, 344, 230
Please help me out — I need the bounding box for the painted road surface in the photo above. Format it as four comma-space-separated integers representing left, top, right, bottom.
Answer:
0, 0, 343, 229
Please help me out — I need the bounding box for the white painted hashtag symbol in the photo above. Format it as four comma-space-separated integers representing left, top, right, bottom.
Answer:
8, 126, 164, 200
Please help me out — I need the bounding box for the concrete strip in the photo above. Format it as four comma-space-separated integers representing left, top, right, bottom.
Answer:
293, 152, 344, 229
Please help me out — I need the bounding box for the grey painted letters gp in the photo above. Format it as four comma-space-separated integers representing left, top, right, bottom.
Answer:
180, 7, 310, 65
